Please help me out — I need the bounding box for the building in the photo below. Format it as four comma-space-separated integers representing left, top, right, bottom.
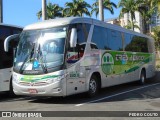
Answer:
105, 17, 120, 25
105, 6, 160, 34
105, 12, 143, 33
123, 12, 143, 33
105, 17, 125, 27
150, 7, 160, 30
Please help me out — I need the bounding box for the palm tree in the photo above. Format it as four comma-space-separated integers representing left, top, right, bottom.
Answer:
137, 0, 158, 34
91, 0, 117, 18
118, 0, 139, 31
63, 0, 91, 17
124, 20, 140, 30
151, 26, 160, 51
37, 3, 63, 19
158, 1, 160, 12
151, 26, 160, 59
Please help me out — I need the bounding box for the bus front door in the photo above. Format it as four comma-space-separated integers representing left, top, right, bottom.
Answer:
66, 64, 86, 96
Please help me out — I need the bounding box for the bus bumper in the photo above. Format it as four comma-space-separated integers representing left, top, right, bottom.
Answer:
13, 80, 65, 96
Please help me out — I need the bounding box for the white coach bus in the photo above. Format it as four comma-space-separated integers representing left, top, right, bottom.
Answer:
4, 17, 155, 97
0, 24, 22, 94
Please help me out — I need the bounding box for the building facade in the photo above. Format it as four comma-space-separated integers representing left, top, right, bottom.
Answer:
150, 8, 160, 30
105, 12, 143, 33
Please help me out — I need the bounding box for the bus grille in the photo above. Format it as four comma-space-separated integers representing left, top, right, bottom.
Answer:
19, 81, 49, 86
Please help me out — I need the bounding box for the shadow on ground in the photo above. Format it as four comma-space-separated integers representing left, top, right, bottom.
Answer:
1, 71, 160, 104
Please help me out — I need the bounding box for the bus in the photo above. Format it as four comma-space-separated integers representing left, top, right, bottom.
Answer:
0, 24, 22, 94
4, 17, 155, 97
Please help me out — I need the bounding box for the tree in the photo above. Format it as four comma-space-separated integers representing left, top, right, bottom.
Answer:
37, 3, 63, 19
91, 0, 117, 18
158, 1, 160, 12
151, 26, 160, 51
151, 26, 160, 58
124, 20, 140, 30
63, 0, 91, 17
137, 0, 158, 34
118, 0, 139, 31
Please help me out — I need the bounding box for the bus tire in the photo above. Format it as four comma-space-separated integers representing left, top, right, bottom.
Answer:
139, 70, 146, 85
87, 75, 99, 97
9, 78, 16, 97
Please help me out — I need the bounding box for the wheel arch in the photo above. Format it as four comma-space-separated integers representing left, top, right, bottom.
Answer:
86, 71, 102, 91
140, 67, 146, 79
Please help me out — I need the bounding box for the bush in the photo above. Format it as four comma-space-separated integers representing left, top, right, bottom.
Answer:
156, 64, 160, 69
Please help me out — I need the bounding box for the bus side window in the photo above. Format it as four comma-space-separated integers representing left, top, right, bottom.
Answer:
107, 29, 123, 51
0, 27, 12, 69
67, 23, 91, 65
91, 25, 108, 50
13, 29, 22, 34
125, 35, 149, 53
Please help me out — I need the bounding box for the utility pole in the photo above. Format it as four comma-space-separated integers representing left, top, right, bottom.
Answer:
42, 0, 47, 20
0, 0, 3, 23
99, 0, 104, 21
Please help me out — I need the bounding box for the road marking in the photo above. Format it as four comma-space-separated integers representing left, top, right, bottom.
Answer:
75, 82, 160, 107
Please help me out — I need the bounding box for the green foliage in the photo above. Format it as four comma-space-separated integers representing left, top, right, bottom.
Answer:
124, 20, 140, 30
37, 3, 63, 19
62, 0, 91, 17
91, 0, 117, 18
156, 64, 160, 69
118, 0, 139, 31
151, 26, 160, 50
37, 0, 117, 19
118, 0, 160, 34
158, 1, 160, 13
137, 0, 159, 34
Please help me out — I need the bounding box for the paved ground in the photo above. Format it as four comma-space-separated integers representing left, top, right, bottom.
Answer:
0, 71, 160, 120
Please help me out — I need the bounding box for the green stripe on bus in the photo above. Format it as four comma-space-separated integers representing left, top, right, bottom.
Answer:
101, 51, 153, 75
20, 75, 59, 82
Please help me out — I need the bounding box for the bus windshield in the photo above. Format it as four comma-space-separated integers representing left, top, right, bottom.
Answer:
14, 26, 67, 74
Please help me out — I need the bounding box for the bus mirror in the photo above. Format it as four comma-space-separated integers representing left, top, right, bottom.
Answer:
4, 34, 19, 52
70, 28, 77, 48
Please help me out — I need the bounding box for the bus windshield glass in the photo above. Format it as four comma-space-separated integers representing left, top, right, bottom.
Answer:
14, 26, 67, 74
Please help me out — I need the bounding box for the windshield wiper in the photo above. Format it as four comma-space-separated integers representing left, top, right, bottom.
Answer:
37, 44, 48, 73
19, 43, 35, 74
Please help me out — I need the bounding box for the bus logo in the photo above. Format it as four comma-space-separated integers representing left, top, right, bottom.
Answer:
33, 60, 39, 69
101, 52, 114, 75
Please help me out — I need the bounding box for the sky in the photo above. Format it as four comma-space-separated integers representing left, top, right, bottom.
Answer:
3, 0, 121, 27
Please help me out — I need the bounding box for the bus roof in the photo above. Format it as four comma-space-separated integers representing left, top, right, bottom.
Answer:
24, 17, 153, 40
0, 23, 23, 29
24, 17, 92, 30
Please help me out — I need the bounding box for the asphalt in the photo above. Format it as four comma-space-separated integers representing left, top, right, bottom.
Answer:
0, 70, 160, 120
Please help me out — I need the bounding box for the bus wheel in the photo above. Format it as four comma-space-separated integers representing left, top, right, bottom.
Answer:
139, 70, 146, 85
87, 75, 99, 97
9, 79, 16, 97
